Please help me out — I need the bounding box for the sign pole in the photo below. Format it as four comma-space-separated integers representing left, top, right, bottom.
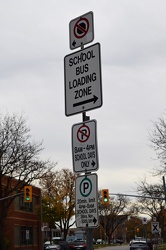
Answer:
67, 12, 99, 250
162, 176, 166, 203
80, 34, 93, 246
86, 227, 93, 250
82, 114, 93, 250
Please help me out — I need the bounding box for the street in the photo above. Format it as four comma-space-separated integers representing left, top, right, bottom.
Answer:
98, 244, 130, 250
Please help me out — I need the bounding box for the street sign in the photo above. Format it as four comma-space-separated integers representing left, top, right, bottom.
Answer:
151, 222, 159, 234
75, 173, 99, 228
142, 217, 148, 224
72, 119, 98, 173
69, 11, 94, 50
64, 43, 102, 116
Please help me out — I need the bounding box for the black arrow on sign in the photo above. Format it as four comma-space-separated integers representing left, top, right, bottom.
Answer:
72, 40, 76, 47
93, 217, 97, 224
91, 161, 96, 167
73, 95, 98, 107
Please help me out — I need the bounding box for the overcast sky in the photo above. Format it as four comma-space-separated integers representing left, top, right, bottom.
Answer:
0, 0, 166, 195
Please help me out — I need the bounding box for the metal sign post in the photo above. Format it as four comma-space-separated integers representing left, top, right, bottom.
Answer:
65, 11, 102, 250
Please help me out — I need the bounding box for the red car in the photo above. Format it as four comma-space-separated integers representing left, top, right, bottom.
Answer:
69, 240, 87, 250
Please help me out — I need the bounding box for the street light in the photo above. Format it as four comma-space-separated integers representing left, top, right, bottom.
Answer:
135, 224, 141, 237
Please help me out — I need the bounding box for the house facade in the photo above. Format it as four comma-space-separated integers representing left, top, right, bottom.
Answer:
4, 183, 42, 250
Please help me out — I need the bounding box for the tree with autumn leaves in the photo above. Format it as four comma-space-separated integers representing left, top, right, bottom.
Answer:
40, 168, 76, 240
0, 113, 54, 249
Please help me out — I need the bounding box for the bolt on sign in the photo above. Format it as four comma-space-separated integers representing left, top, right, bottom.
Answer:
69, 11, 94, 50
75, 173, 99, 228
72, 119, 99, 173
64, 43, 102, 116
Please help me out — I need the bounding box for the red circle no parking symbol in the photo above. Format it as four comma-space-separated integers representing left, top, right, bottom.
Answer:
74, 17, 89, 39
77, 124, 90, 143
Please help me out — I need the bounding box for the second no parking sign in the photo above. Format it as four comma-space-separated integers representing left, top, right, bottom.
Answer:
72, 119, 99, 173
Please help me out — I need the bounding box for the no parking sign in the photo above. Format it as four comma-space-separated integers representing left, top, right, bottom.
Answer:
69, 11, 94, 50
72, 120, 99, 173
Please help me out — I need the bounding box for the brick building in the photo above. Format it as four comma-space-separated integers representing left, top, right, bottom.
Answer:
4, 182, 42, 250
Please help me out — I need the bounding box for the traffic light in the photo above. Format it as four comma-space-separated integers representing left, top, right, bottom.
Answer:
102, 189, 109, 204
24, 186, 32, 202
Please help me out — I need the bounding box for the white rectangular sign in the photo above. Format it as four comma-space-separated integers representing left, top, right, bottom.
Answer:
69, 11, 94, 50
26, 230, 29, 240
64, 43, 102, 116
151, 222, 159, 234
75, 173, 99, 228
72, 120, 99, 173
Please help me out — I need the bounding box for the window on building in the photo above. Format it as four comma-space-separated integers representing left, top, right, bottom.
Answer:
14, 194, 33, 212
19, 195, 33, 212
14, 193, 40, 213
21, 226, 32, 245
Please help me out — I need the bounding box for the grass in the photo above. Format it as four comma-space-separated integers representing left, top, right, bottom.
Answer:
94, 244, 122, 249
158, 244, 166, 250
94, 244, 108, 249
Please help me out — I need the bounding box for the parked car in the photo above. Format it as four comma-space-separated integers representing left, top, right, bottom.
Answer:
114, 239, 124, 245
96, 239, 103, 244
45, 244, 61, 250
53, 238, 69, 250
130, 238, 145, 246
44, 241, 53, 250
69, 240, 87, 250
130, 240, 149, 250
57, 240, 69, 250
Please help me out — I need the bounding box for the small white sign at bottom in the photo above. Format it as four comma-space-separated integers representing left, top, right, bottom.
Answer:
75, 173, 99, 228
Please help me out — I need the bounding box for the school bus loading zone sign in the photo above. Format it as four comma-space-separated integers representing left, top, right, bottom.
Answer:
64, 43, 102, 116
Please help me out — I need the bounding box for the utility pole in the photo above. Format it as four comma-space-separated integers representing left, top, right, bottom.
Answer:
162, 176, 166, 203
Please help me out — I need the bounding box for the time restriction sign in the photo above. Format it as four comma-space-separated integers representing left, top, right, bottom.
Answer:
72, 119, 99, 173
75, 173, 99, 228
